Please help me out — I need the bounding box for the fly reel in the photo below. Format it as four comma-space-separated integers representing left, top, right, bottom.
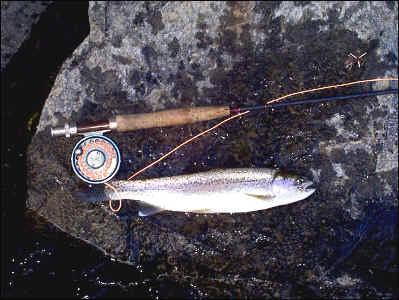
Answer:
71, 135, 121, 184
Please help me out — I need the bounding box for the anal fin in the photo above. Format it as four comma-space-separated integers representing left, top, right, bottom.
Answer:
137, 202, 165, 217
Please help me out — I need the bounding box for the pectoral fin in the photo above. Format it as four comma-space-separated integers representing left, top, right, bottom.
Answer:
137, 202, 165, 216
245, 193, 275, 201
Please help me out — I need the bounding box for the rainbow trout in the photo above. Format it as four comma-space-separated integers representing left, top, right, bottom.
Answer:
75, 168, 315, 216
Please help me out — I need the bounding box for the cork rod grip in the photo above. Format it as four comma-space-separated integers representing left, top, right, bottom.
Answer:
115, 106, 230, 132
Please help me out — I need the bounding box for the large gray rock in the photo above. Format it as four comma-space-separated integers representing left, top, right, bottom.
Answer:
1, 1, 52, 70
28, 2, 397, 297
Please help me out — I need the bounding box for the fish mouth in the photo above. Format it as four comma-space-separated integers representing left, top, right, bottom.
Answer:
299, 181, 316, 194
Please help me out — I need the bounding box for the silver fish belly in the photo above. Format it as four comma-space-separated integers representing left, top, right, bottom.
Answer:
104, 168, 315, 216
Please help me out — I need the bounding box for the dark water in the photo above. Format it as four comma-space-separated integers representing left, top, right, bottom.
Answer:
4, 213, 178, 298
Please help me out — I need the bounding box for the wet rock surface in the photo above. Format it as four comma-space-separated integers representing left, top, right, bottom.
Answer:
26, 2, 397, 297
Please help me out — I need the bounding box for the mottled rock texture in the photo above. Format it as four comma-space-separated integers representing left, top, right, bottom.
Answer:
1, 1, 52, 70
27, 2, 397, 297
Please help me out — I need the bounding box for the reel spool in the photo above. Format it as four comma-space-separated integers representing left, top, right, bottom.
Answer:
71, 135, 121, 184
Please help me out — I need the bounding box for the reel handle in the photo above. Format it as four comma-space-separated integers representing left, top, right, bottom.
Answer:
115, 106, 230, 131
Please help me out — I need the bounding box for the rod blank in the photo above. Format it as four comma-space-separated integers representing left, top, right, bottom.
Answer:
238, 89, 398, 112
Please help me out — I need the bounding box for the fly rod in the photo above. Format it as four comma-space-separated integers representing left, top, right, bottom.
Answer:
51, 88, 397, 137
50, 76, 397, 185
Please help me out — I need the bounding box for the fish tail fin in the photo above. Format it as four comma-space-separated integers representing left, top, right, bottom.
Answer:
73, 185, 108, 203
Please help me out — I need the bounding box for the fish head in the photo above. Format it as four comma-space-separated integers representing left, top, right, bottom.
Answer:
271, 173, 316, 205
